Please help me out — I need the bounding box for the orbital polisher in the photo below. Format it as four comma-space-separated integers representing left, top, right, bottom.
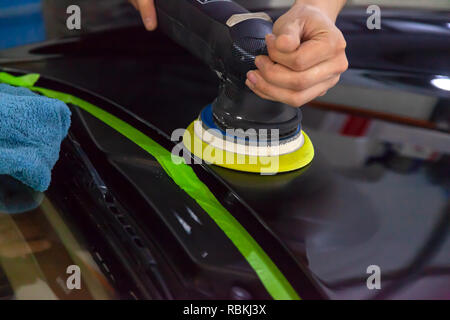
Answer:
155, 0, 314, 174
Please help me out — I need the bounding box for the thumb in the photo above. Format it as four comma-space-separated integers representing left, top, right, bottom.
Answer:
272, 19, 302, 53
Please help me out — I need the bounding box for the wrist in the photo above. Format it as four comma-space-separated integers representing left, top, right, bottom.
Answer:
294, 0, 346, 22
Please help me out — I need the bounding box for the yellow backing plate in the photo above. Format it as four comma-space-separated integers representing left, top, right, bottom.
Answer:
183, 121, 314, 174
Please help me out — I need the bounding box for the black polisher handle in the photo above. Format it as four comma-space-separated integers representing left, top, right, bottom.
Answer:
154, 0, 273, 83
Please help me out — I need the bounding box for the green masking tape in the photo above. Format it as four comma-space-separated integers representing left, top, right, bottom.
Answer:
0, 72, 300, 300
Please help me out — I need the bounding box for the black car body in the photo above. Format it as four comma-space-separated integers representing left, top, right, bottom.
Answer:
0, 5, 449, 300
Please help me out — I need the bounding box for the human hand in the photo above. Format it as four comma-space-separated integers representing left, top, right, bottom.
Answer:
246, 2, 348, 107
129, 0, 158, 31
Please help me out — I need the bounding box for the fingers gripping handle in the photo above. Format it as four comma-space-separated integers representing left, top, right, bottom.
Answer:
154, 0, 273, 82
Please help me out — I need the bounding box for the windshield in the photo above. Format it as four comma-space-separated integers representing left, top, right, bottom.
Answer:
0, 175, 117, 300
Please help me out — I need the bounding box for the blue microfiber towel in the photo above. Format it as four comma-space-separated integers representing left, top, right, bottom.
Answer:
0, 84, 71, 192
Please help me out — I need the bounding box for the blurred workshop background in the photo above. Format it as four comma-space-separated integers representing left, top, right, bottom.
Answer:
1, 0, 449, 49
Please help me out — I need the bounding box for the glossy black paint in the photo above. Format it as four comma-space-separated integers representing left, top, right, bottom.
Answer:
338, 7, 450, 76
0, 6, 449, 299
1, 69, 323, 299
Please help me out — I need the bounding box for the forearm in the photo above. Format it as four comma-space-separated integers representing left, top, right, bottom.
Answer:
294, 0, 347, 21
